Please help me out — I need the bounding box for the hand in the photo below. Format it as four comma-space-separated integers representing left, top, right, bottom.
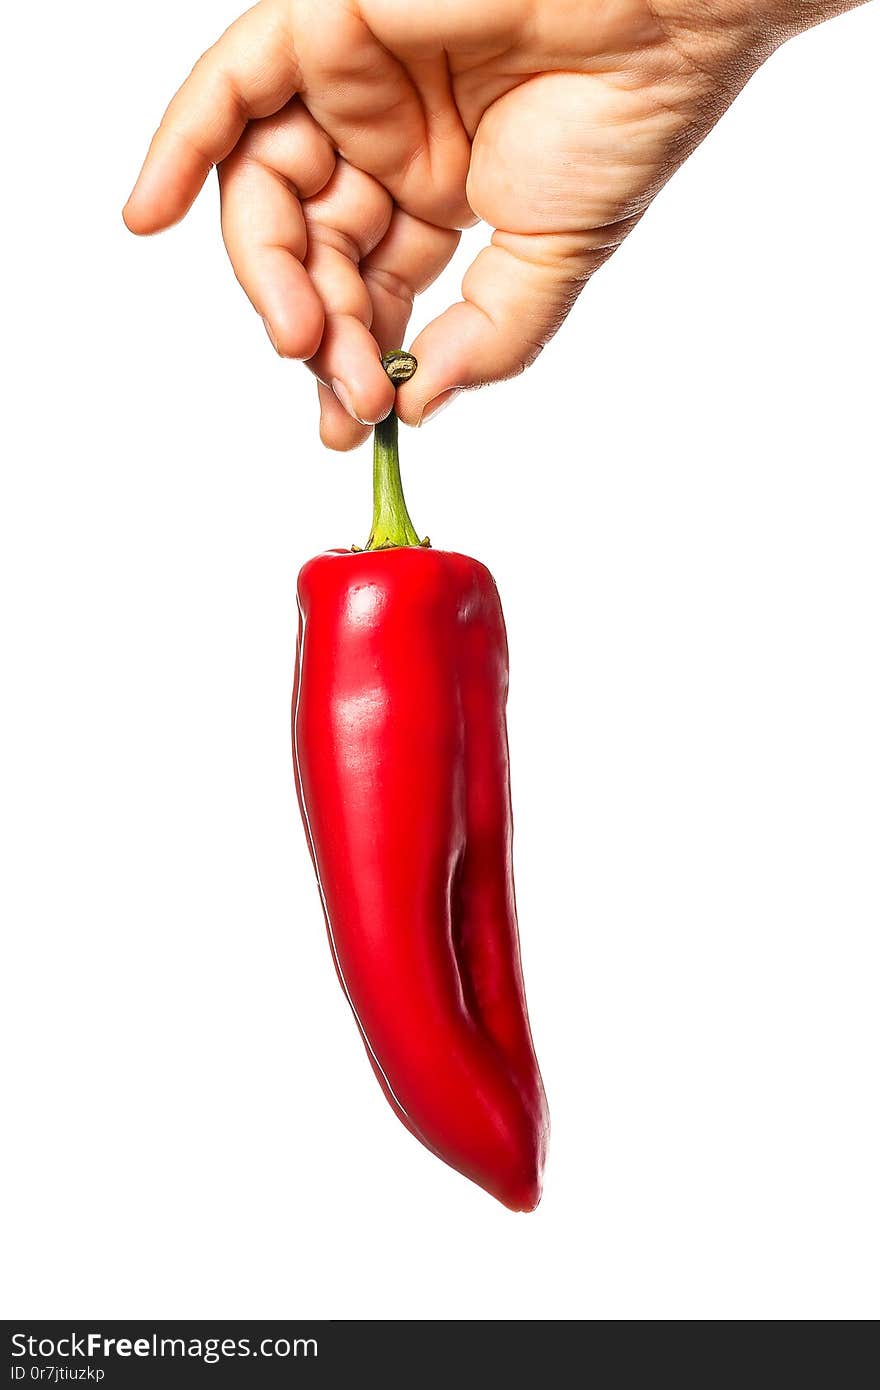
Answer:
124, 0, 859, 448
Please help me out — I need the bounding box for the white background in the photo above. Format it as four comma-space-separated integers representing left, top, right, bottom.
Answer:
2, 1, 878, 1321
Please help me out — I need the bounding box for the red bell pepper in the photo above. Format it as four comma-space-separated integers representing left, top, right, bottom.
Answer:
293, 352, 548, 1210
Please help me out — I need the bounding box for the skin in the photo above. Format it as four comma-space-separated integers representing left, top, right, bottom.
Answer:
124, 0, 865, 449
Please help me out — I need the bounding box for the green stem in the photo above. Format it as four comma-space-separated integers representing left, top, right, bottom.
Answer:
363, 351, 428, 551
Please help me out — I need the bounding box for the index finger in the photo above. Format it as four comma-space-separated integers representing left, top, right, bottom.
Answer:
123, 0, 300, 235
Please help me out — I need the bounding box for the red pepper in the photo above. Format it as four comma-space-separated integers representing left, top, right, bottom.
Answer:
293, 353, 548, 1210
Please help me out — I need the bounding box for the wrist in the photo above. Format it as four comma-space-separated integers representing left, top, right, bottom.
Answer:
649, 0, 868, 87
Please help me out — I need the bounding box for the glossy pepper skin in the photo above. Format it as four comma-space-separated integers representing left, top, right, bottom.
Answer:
292, 350, 548, 1209
293, 546, 549, 1210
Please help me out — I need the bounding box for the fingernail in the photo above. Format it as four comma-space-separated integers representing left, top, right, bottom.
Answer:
418, 389, 460, 426
331, 378, 371, 425
261, 317, 279, 352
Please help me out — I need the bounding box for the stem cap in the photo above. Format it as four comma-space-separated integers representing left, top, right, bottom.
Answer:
382, 349, 418, 385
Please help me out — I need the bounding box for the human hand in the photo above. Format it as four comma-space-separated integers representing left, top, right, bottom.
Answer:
124, 0, 861, 448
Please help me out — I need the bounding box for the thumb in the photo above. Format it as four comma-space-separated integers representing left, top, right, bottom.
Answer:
395, 228, 621, 425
